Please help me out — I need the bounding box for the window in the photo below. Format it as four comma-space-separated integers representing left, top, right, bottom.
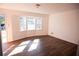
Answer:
27, 16, 36, 30
19, 16, 42, 31
19, 16, 26, 31
0, 15, 5, 30
36, 17, 42, 30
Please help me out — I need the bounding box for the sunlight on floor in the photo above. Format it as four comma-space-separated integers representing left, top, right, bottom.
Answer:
8, 45, 26, 56
18, 40, 31, 46
8, 40, 31, 56
28, 39, 40, 51
7, 39, 40, 56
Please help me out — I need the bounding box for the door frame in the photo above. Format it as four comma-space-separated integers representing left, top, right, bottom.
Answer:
0, 31, 3, 56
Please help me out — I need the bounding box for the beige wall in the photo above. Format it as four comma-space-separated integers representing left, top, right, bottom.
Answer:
0, 9, 48, 42
48, 9, 79, 44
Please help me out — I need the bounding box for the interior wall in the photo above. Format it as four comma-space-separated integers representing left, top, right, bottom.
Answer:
0, 9, 48, 42
48, 9, 79, 44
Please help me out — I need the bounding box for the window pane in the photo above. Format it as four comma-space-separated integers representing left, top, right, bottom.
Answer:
19, 16, 26, 31
36, 17, 42, 30
27, 17, 35, 30
0, 15, 5, 30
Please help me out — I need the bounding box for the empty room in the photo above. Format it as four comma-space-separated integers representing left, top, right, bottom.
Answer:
0, 3, 79, 56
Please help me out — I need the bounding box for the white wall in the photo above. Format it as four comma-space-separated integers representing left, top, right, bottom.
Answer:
48, 9, 79, 44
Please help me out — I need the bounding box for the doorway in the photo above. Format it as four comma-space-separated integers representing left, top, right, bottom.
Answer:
0, 15, 8, 56
0, 15, 7, 44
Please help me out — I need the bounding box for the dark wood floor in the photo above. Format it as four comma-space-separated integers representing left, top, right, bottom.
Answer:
2, 35, 78, 56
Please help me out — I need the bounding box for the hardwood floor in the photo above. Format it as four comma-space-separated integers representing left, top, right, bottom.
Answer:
2, 35, 78, 56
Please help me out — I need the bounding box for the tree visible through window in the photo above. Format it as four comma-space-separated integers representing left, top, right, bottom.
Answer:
0, 15, 5, 30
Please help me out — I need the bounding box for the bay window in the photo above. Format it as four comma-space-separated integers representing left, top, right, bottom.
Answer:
19, 16, 42, 31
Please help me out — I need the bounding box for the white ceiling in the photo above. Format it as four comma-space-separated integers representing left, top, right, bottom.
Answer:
0, 3, 78, 14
